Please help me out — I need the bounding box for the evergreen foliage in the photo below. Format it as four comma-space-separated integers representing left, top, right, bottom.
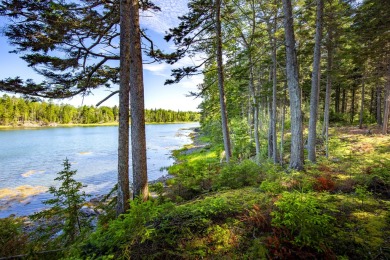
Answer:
0, 217, 28, 257
30, 159, 90, 246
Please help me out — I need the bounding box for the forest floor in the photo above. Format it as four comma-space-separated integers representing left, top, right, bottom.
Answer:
142, 125, 390, 259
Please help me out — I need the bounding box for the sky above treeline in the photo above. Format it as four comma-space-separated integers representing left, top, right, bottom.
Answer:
0, 0, 202, 111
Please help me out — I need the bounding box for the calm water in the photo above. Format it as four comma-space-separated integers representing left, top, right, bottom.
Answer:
0, 122, 198, 217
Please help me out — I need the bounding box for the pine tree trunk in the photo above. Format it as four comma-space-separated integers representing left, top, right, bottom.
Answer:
129, 0, 148, 200
351, 87, 355, 124
248, 53, 260, 161
282, 0, 304, 170
359, 77, 365, 129
216, 0, 232, 161
335, 85, 340, 113
268, 100, 273, 159
308, 0, 324, 163
254, 102, 261, 164
324, 35, 333, 159
117, 0, 131, 216
322, 30, 333, 138
383, 64, 390, 134
370, 87, 375, 116
342, 88, 346, 113
377, 86, 382, 125
271, 32, 278, 164
280, 86, 287, 165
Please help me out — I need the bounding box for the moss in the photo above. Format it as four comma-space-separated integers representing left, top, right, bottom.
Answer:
351, 210, 388, 249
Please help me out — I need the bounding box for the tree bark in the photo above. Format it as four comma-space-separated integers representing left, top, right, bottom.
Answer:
342, 88, 346, 113
215, 0, 232, 162
359, 77, 365, 129
322, 29, 333, 138
383, 64, 390, 134
117, 0, 131, 216
351, 86, 355, 124
323, 30, 333, 159
377, 86, 382, 125
271, 26, 278, 164
280, 85, 287, 166
370, 87, 375, 117
129, 0, 148, 200
268, 99, 273, 159
249, 58, 261, 162
308, 0, 324, 163
282, 0, 304, 170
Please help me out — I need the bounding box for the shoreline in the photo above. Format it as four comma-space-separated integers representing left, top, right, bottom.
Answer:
0, 121, 199, 129
148, 127, 204, 186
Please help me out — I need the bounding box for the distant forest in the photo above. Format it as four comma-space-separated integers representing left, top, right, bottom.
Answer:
0, 95, 200, 125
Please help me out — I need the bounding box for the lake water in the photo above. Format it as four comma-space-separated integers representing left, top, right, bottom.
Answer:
0, 122, 199, 218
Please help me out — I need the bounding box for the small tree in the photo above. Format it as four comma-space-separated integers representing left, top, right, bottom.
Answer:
31, 158, 90, 246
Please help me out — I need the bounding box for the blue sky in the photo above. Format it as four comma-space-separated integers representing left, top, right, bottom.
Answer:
0, 0, 202, 111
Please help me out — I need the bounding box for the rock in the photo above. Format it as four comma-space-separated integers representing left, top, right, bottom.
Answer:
80, 206, 97, 217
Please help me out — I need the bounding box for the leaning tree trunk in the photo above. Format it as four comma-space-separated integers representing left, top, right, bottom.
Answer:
130, 0, 148, 200
282, 0, 304, 170
117, 0, 131, 216
216, 0, 232, 162
308, 0, 324, 163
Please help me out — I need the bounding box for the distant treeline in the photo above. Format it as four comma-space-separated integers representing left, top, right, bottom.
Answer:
0, 95, 200, 125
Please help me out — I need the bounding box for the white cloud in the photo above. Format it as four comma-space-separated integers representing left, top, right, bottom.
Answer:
140, 0, 188, 33
143, 63, 169, 76
144, 51, 206, 90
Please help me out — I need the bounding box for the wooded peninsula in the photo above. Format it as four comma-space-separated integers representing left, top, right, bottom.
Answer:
0, 95, 200, 125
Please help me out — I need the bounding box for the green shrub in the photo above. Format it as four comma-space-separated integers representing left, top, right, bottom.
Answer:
271, 191, 334, 251
215, 160, 263, 189
80, 199, 173, 259
329, 111, 349, 124
260, 180, 285, 194
168, 158, 220, 200
0, 217, 28, 257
